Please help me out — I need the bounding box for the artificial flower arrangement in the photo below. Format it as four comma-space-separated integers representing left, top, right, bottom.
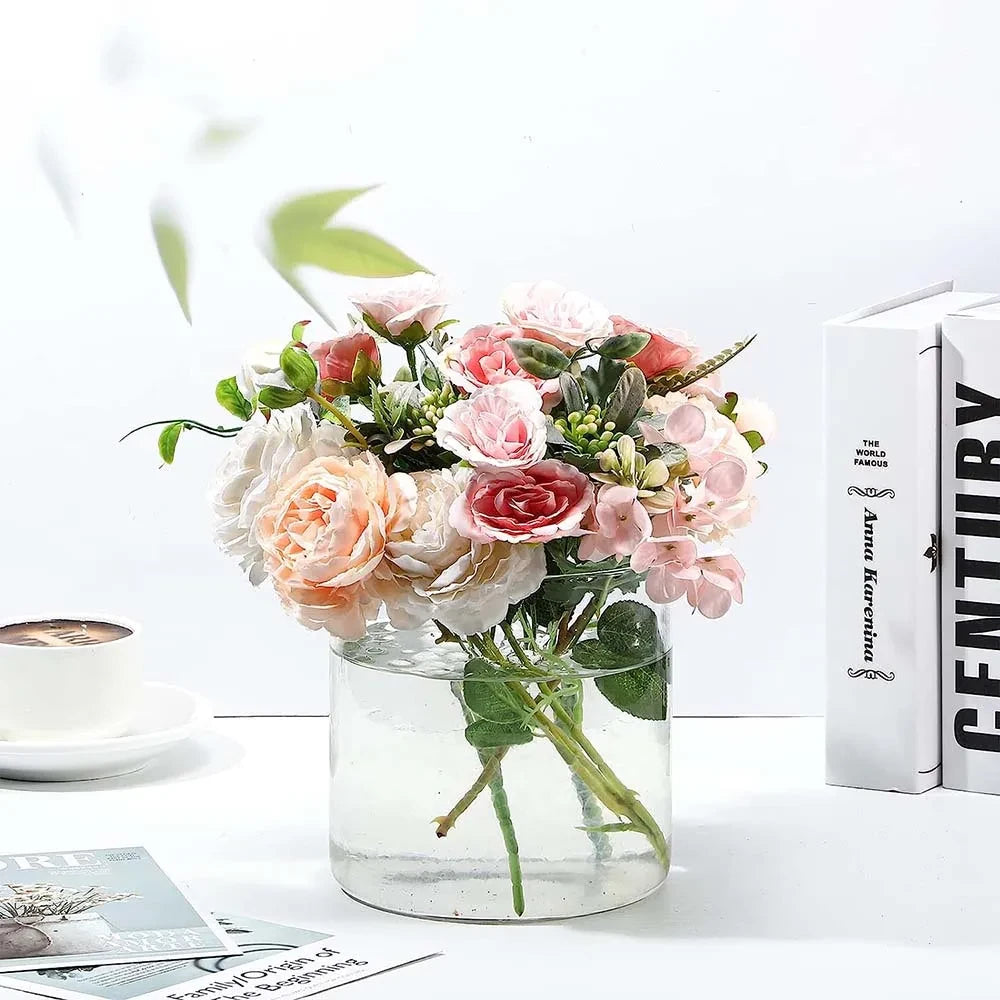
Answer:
136, 275, 773, 919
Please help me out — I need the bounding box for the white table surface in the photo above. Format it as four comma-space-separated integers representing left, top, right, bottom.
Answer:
3, 717, 999, 999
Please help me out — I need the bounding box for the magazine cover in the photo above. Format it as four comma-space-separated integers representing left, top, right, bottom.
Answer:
0, 849, 238, 973
0, 915, 439, 1000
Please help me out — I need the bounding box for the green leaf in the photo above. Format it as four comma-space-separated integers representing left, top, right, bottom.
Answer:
158, 421, 184, 464
597, 600, 660, 659
595, 653, 670, 721
280, 345, 319, 392
283, 226, 425, 279
258, 385, 306, 410
351, 350, 380, 388
150, 204, 191, 324
215, 377, 254, 420
582, 356, 627, 406
509, 339, 571, 379
718, 391, 738, 419
604, 367, 647, 432
742, 429, 765, 451
465, 719, 533, 749
595, 331, 650, 360
558, 372, 586, 415
571, 639, 635, 670
290, 320, 311, 343
653, 335, 757, 393
421, 363, 442, 392
463, 659, 525, 725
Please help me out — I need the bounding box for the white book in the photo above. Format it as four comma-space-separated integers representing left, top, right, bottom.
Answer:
941, 300, 1000, 793
824, 282, 997, 793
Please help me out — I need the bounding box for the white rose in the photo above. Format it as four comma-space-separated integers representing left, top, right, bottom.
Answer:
735, 397, 777, 444
370, 467, 546, 635
502, 280, 613, 350
236, 341, 291, 400
434, 381, 548, 469
209, 406, 347, 584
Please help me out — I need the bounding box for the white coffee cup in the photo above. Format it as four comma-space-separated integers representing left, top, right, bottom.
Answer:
0, 617, 142, 742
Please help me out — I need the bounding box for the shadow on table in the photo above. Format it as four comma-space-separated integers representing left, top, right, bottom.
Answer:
0, 730, 244, 792
572, 784, 999, 946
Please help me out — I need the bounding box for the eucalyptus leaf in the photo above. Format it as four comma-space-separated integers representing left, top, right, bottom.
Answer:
465, 719, 533, 749
463, 659, 524, 725
595, 331, 650, 360
604, 367, 646, 431
215, 377, 253, 420
258, 385, 306, 410
150, 204, 191, 324
509, 339, 571, 379
158, 421, 184, 464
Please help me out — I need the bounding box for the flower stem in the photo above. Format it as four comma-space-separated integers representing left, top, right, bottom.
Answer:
434, 749, 507, 838
306, 391, 368, 447
404, 346, 419, 382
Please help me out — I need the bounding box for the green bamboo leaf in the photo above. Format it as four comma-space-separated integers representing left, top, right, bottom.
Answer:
151, 204, 192, 324
286, 226, 424, 278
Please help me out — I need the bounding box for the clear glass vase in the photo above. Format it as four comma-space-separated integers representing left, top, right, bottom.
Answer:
329, 568, 671, 922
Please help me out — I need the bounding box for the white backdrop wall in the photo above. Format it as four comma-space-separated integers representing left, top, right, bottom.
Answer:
3, 0, 1000, 716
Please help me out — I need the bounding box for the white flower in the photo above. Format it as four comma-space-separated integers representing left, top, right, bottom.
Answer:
209, 406, 347, 584
370, 467, 546, 635
236, 341, 290, 400
502, 280, 613, 350
434, 381, 548, 469
734, 396, 777, 443
349, 272, 449, 339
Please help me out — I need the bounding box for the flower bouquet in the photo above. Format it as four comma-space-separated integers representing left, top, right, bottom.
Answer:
138, 275, 772, 920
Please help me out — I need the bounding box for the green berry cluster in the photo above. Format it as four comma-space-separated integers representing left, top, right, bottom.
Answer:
553, 405, 621, 455
402, 383, 459, 438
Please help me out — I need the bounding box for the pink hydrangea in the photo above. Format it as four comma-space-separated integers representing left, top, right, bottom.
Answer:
578, 484, 652, 562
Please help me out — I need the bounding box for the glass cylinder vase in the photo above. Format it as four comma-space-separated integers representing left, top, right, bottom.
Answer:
329, 568, 671, 922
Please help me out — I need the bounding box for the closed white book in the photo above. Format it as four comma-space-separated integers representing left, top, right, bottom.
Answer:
824, 282, 996, 793
941, 300, 1000, 793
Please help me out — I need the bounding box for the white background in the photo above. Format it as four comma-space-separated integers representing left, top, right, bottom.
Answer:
3, 0, 1000, 716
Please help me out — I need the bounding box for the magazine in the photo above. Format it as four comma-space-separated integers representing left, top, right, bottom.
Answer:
0, 849, 237, 973
0, 915, 439, 1000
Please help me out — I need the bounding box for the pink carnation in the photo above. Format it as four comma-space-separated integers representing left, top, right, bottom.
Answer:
450, 460, 594, 544
439, 324, 560, 403
610, 316, 694, 379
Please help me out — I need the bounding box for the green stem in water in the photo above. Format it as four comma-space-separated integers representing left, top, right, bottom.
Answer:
434, 749, 507, 838
450, 682, 525, 916
306, 391, 369, 447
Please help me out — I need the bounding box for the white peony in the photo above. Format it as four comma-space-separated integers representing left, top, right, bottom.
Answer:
236, 341, 290, 400
210, 406, 347, 584
370, 467, 546, 635
502, 280, 613, 350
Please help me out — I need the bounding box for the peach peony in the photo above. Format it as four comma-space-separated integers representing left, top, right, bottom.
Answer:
255, 453, 416, 639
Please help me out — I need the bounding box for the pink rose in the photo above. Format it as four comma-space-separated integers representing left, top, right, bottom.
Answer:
256, 453, 416, 639
450, 460, 594, 544
502, 280, 612, 351
610, 316, 694, 379
434, 381, 548, 469
349, 272, 448, 341
439, 324, 560, 402
578, 484, 652, 562
310, 329, 381, 386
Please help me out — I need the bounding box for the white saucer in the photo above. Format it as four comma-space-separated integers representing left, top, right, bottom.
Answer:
0, 683, 212, 782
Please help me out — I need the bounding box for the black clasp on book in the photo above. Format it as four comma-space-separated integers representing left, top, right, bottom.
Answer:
923, 533, 938, 572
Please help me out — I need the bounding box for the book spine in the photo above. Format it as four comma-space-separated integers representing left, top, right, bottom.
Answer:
825, 325, 941, 792
941, 316, 1000, 793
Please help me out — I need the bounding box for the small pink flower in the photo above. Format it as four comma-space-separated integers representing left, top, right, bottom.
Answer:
310, 328, 381, 385
610, 316, 694, 379
578, 485, 652, 562
633, 538, 745, 619
450, 460, 594, 544
690, 553, 745, 618
349, 272, 448, 340
439, 324, 560, 403
434, 382, 548, 470
502, 280, 612, 351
